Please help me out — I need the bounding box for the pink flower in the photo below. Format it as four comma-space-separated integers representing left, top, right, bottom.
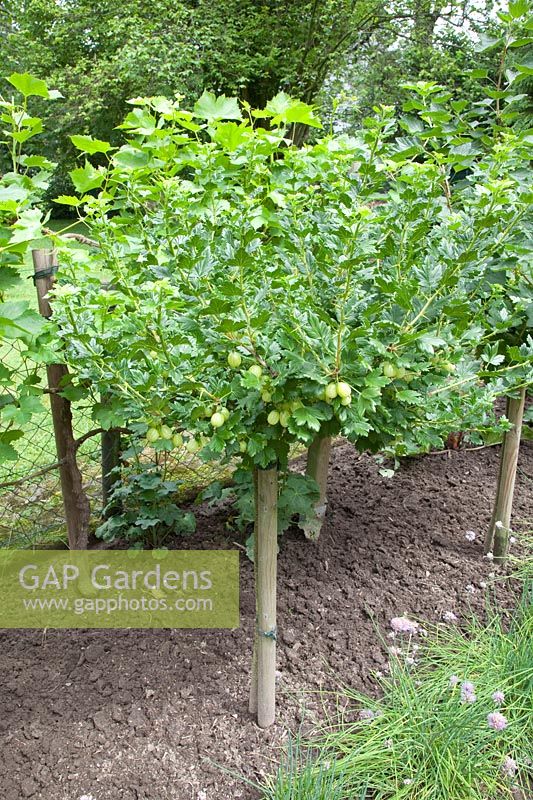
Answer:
389, 646, 402, 656
443, 610, 458, 623
461, 681, 476, 703
487, 711, 508, 730
390, 616, 419, 635
501, 756, 517, 778
465, 530, 476, 541
492, 690, 505, 705
449, 675, 460, 688
359, 708, 375, 722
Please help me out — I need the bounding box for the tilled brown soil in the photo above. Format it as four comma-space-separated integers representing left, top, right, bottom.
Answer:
0, 442, 531, 800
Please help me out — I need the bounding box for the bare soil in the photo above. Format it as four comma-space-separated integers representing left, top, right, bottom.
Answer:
0, 442, 531, 800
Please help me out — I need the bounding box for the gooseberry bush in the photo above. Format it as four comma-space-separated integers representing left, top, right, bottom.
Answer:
44, 78, 531, 727
48, 84, 531, 519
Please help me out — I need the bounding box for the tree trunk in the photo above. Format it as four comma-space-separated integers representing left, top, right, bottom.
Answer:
32, 249, 91, 549
301, 435, 332, 541
249, 466, 278, 728
101, 422, 121, 517
485, 388, 526, 563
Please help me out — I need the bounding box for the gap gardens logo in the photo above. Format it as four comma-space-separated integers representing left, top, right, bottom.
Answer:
0, 550, 239, 629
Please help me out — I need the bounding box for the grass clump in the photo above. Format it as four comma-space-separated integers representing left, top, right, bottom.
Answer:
263, 588, 532, 800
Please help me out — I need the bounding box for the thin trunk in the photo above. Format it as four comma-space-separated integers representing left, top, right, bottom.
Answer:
252, 466, 278, 728
485, 389, 526, 563
101, 423, 121, 517
301, 435, 332, 541
32, 249, 90, 549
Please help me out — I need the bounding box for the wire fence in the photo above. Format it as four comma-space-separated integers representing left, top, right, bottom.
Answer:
0, 343, 235, 548
0, 252, 233, 548
0, 336, 102, 546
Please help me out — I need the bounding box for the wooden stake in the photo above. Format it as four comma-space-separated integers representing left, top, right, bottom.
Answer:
249, 469, 259, 716
32, 249, 91, 549
485, 388, 526, 563
253, 466, 278, 728
301, 435, 332, 541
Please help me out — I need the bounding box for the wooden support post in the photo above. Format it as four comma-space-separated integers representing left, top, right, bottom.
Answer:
32, 249, 91, 549
485, 388, 526, 563
301, 435, 332, 541
250, 466, 278, 728
249, 470, 259, 717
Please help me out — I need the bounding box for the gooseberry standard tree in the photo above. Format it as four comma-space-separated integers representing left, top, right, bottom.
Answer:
41, 76, 531, 723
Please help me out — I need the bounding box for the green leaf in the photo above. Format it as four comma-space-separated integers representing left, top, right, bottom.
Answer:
508, 0, 529, 18
508, 37, 533, 47
8, 208, 43, 244
7, 72, 49, 98
0, 184, 27, 208
399, 114, 425, 133
213, 122, 252, 151
113, 146, 150, 169
0, 439, 20, 462
70, 135, 112, 154
0, 302, 46, 339
292, 406, 322, 432
263, 93, 321, 128
475, 34, 504, 53
516, 58, 533, 76
193, 91, 242, 123
118, 108, 158, 135
69, 161, 105, 193
396, 390, 422, 403
417, 334, 447, 354
0, 267, 19, 292
54, 195, 84, 207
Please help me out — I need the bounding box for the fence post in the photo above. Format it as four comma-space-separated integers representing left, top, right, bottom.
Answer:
485, 388, 526, 562
32, 249, 91, 549
251, 466, 278, 728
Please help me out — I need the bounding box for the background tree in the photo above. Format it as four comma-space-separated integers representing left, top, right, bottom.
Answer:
0, 0, 517, 202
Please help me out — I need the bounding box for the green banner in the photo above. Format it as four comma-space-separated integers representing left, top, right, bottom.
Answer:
0, 550, 239, 629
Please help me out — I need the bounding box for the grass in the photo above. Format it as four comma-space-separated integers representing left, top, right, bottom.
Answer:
262, 574, 533, 800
